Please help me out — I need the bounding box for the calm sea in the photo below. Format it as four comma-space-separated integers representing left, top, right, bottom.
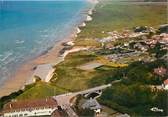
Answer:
0, 1, 90, 84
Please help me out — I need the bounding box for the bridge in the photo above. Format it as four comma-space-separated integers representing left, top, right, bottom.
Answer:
76, 84, 111, 95
53, 84, 111, 117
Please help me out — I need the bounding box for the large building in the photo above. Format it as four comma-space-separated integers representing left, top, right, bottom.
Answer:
163, 79, 168, 90
27, 64, 55, 84
1, 98, 65, 117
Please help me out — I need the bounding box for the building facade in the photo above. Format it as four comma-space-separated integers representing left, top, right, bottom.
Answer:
2, 98, 61, 117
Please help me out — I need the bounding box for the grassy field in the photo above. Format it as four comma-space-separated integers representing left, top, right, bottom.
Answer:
15, 51, 124, 100
2, 1, 167, 116
15, 0, 167, 100
17, 82, 67, 100
51, 51, 114, 91
50, 50, 127, 91
77, 1, 167, 39
51, 51, 98, 91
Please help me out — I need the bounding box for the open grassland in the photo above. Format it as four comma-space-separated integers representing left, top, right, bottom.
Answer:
17, 82, 67, 100
51, 51, 103, 91
15, 0, 167, 101
77, 1, 167, 39
50, 51, 121, 91
1, 1, 167, 116
51, 51, 98, 91
15, 51, 124, 100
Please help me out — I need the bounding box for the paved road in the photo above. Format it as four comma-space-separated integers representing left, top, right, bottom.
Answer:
65, 106, 78, 117
53, 84, 111, 106
75, 84, 111, 95
53, 84, 112, 117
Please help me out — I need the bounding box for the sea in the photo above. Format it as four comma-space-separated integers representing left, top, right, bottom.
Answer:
0, 1, 90, 85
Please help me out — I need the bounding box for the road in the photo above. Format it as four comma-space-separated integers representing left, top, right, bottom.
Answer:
53, 84, 112, 117
75, 84, 111, 95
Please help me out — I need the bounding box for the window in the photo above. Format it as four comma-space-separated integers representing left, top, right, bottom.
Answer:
19, 114, 23, 117
12, 115, 18, 117
24, 113, 28, 117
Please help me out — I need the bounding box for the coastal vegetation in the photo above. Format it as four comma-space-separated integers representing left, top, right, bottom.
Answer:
51, 51, 123, 91
17, 82, 67, 100
77, 0, 167, 39
98, 60, 167, 116
99, 84, 167, 116
0, 0, 167, 116
0, 90, 23, 110
39, 0, 166, 94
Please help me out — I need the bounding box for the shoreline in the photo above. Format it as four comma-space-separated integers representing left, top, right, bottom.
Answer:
0, 30, 77, 98
0, 2, 97, 98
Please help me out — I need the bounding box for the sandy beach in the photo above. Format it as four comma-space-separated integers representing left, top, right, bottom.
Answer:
0, 31, 76, 98
0, 0, 98, 98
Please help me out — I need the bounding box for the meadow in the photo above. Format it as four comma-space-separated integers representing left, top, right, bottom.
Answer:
4, 1, 167, 116
16, 0, 167, 99
77, 1, 167, 39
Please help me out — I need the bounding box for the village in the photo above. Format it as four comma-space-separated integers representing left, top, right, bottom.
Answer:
0, 23, 167, 117
0, 0, 167, 115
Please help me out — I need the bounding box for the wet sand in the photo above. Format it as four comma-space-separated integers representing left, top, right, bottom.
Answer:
0, 32, 76, 98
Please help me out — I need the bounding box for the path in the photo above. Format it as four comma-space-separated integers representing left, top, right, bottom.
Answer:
53, 84, 112, 117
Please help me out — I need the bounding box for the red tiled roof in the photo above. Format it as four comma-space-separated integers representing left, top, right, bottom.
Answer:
154, 67, 167, 76
164, 79, 168, 85
3, 97, 58, 113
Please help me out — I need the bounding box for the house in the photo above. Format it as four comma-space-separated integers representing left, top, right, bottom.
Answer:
159, 24, 168, 33
160, 33, 168, 44
133, 26, 148, 33
163, 79, 168, 90
1, 98, 64, 117
86, 15, 92, 21
116, 114, 130, 117
154, 67, 167, 77
82, 99, 101, 114
62, 41, 74, 46
133, 42, 149, 52
76, 27, 81, 34
27, 64, 55, 84
98, 36, 115, 44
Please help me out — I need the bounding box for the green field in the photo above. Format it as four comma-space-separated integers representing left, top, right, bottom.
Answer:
1, 0, 167, 116
77, 1, 167, 39
15, 0, 167, 101
51, 51, 120, 91
15, 51, 122, 100
17, 82, 67, 100
51, 51, 98, 91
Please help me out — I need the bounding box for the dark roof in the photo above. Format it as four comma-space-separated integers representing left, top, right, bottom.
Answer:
3, 97, 58, 113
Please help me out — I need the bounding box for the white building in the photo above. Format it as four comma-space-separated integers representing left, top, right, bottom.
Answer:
163, 79, 168, 90
82, 98, 101, 114
27, 64, 55, 84
86, 15, 92, 22
2, 98, 63, 117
